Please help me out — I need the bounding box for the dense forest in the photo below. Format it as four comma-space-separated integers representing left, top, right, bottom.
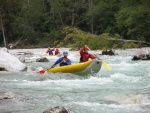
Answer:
0, 0, 150, 49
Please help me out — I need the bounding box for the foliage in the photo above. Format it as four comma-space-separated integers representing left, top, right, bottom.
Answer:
56, 26, 120, 50
115, 0, 150, 42
0, 0, 149, 49
121, 42, 138, 49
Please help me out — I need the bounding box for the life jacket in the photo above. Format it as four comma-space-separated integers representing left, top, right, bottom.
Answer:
47, 48, 54, 55
49, 50, 53, 55
79, 47, 95, 63
80, 52, 95, 63
60, 57, 69, 66
80, 52, 89, 62
55, 48, 60, 55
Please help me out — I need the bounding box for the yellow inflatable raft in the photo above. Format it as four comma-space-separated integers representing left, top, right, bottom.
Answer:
47, 59, 102, 75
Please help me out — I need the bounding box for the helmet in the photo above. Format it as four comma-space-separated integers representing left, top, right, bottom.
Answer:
63, 51, 68, 54
48, 46, 50, 48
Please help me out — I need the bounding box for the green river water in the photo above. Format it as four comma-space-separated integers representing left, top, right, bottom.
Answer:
0, 48, 150, 113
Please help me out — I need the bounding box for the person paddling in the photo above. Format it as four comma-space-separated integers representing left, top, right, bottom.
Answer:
46, 46, 54, 56
51, 51, 71, 68
54, 47, 60, 56
79, 45, 96, 63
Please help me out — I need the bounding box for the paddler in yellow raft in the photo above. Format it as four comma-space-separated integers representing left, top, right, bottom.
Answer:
51, 51, 71, 68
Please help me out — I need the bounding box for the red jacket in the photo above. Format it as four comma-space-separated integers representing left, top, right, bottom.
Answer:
79, 47, 96, 62
55, 48, 60, 53
54, 48, 60, 55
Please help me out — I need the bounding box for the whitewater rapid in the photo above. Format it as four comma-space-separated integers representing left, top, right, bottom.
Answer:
0, 47, 150, 113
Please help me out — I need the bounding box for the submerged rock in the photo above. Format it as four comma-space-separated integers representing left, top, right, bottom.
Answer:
43, 106, 68, 113
36, 57, 49, 62
132, 53, 150, 60
15, 51, 34, 55
0, 91, 15, 100
102, 49, 118, 55
0, 67, 6, 71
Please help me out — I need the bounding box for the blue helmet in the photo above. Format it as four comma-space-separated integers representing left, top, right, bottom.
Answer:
63, 51, 68, 54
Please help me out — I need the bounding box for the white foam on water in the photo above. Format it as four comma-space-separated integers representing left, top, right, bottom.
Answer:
113, 60, 133, 67
103, 104, 143, 112
13, 76, 114, 89
1, 48, 149, 113
73, 101, 100, 106
110, 73, 141, 83
73, 101, 145, 112
73, 100, 148, 113
25, 56, 41, 62
48, 76, 113, 85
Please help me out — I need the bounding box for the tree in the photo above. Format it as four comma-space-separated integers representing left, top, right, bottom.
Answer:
84, 0, 121, 34
116, 0, 150, 42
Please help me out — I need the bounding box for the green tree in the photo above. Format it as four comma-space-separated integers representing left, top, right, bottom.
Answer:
116, 0, 150, 42
84, 0, 121, 35
0, 0, 21, 46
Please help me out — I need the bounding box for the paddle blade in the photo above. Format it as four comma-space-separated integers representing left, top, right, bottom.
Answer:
102, 62, 112, 71
37, 70, 45, 74
41, 52, 48, 56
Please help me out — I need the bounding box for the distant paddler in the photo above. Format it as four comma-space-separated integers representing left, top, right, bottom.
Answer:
53, 47, 60, 56
46, 46, 54, 56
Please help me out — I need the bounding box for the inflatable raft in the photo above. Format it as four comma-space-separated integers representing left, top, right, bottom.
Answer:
47, 59, 102, 75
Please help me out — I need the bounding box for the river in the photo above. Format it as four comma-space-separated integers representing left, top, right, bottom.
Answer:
0, 48, 150, 113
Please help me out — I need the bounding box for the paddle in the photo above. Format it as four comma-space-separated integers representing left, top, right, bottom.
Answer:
37, 69, 46, 74
37, 66, 55, 74
102, 62, 112, 71
41, 52, 48, 56
86, 46, 112, 71
37, 59, 65, 74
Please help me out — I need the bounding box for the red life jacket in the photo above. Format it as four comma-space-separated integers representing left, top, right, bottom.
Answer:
55, 48, 60, 55
55, 48, 60, 52
60, 57, 69, 66
62, 57, 68, 62
80, 53, 95, 62
79, 47, 95, 63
